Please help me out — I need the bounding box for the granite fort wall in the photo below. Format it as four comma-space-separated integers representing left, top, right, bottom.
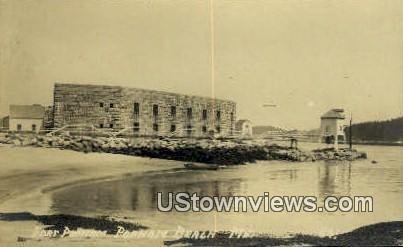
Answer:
53, 83, 236, 137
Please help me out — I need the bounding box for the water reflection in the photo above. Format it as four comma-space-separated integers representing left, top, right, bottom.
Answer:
51, 170, 243, 215
49, 145, 403, 235
51, 162, 356, 214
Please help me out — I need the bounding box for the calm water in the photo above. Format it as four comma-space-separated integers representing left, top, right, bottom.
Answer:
50, 144, 403, 236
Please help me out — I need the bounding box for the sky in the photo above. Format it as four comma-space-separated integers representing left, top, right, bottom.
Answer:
0, 0, 402, 130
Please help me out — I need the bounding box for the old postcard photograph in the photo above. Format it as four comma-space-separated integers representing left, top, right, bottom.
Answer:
0, 0, 402, 246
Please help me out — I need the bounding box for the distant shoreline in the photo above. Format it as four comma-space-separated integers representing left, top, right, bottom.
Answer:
294, 139, 403, 147
350, 141, 403, 147
266, 139, 403, 147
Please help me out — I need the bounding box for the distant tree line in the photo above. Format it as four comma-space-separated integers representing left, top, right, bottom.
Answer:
345, 117, 403, 143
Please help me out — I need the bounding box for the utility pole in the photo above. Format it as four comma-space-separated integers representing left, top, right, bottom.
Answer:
349, 114, 353, 150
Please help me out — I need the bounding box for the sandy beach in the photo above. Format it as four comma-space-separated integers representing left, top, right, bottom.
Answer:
0, 144, 182, 246
1, 144, 402, 246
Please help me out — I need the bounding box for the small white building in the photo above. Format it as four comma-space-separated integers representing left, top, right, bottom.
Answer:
7, 104, 45, 133
235, 119, 253, 137
320, 109, 346, 146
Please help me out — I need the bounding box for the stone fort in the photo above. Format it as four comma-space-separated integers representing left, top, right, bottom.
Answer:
53, 83, 236, 137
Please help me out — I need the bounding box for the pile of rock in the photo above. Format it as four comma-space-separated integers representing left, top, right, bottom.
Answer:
265, 144, 316, 162
312, 147, 367, 161
0, 133, 367, 165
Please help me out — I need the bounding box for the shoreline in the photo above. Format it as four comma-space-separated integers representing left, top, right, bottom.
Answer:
0, 145, 184, 245
0, 145, 401, 246
164, 221, 403, 246
1, 133, 368, 165
350, 141, 403, 147
0, 145, 183, 213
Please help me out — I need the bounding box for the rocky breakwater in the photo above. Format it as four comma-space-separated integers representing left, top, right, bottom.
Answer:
0, 133, 367, 165
265, 144, 316, 162
312, 147, 367, 161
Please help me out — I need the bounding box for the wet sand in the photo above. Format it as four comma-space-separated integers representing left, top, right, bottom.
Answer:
0, 145, 182, 246
0, 145, 182, 210
165, 221, 403, 246
0, 144, 402, 246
